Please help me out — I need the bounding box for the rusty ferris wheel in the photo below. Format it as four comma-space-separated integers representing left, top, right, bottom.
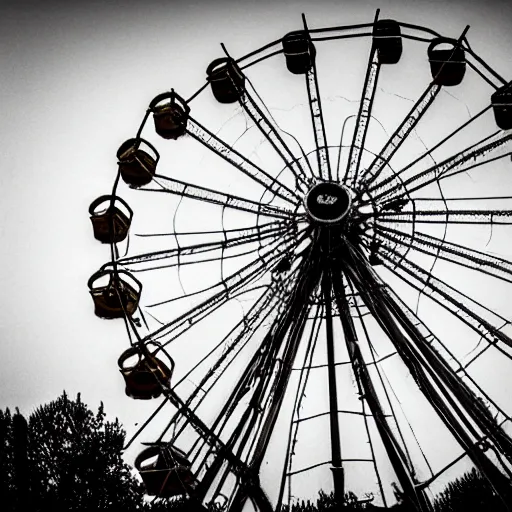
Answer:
87, 9, 512, 512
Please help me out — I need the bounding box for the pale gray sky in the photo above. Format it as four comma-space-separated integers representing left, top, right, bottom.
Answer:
1, 0, 512, 507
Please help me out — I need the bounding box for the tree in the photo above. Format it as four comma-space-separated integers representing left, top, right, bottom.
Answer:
433, 467, 506, 512
1, 391, 145, 512
12, 410, 29, 510
0, 408, 15, 510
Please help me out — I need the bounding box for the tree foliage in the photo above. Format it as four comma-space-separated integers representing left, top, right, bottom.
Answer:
1, 391, 145, 512
432, 467, 506, 512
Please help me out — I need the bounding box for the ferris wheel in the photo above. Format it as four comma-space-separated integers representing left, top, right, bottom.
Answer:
87, 9, 512, 512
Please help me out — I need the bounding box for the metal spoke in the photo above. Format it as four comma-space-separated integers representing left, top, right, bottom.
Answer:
145, 225, 303, 307
187, 117, 302, 204
362, 104, 491, 196
374, 242, 512, 356
222, 59, 313, 187
358, 84, 441, 190
375, 224, 512, 284
343, 9, 382, 187
144, 173, 296, 220
370, 131, 512, 204
117, 222, 289, 271
343, 46, 381, 187
237, 88, 313, 187
374, 207, 512, 225
141, 226, 307, 345
303, 14, 332, 181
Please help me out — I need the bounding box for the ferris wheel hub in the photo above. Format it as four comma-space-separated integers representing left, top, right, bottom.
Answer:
304, 181, 352, 224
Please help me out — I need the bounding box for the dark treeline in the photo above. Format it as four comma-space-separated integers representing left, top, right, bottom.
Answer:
0, 392, 503, 511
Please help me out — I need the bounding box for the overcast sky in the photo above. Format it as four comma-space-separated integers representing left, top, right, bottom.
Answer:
1, 0, 512, 507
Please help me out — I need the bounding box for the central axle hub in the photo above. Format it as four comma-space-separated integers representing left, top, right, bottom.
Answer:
304, 182, 352, 224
